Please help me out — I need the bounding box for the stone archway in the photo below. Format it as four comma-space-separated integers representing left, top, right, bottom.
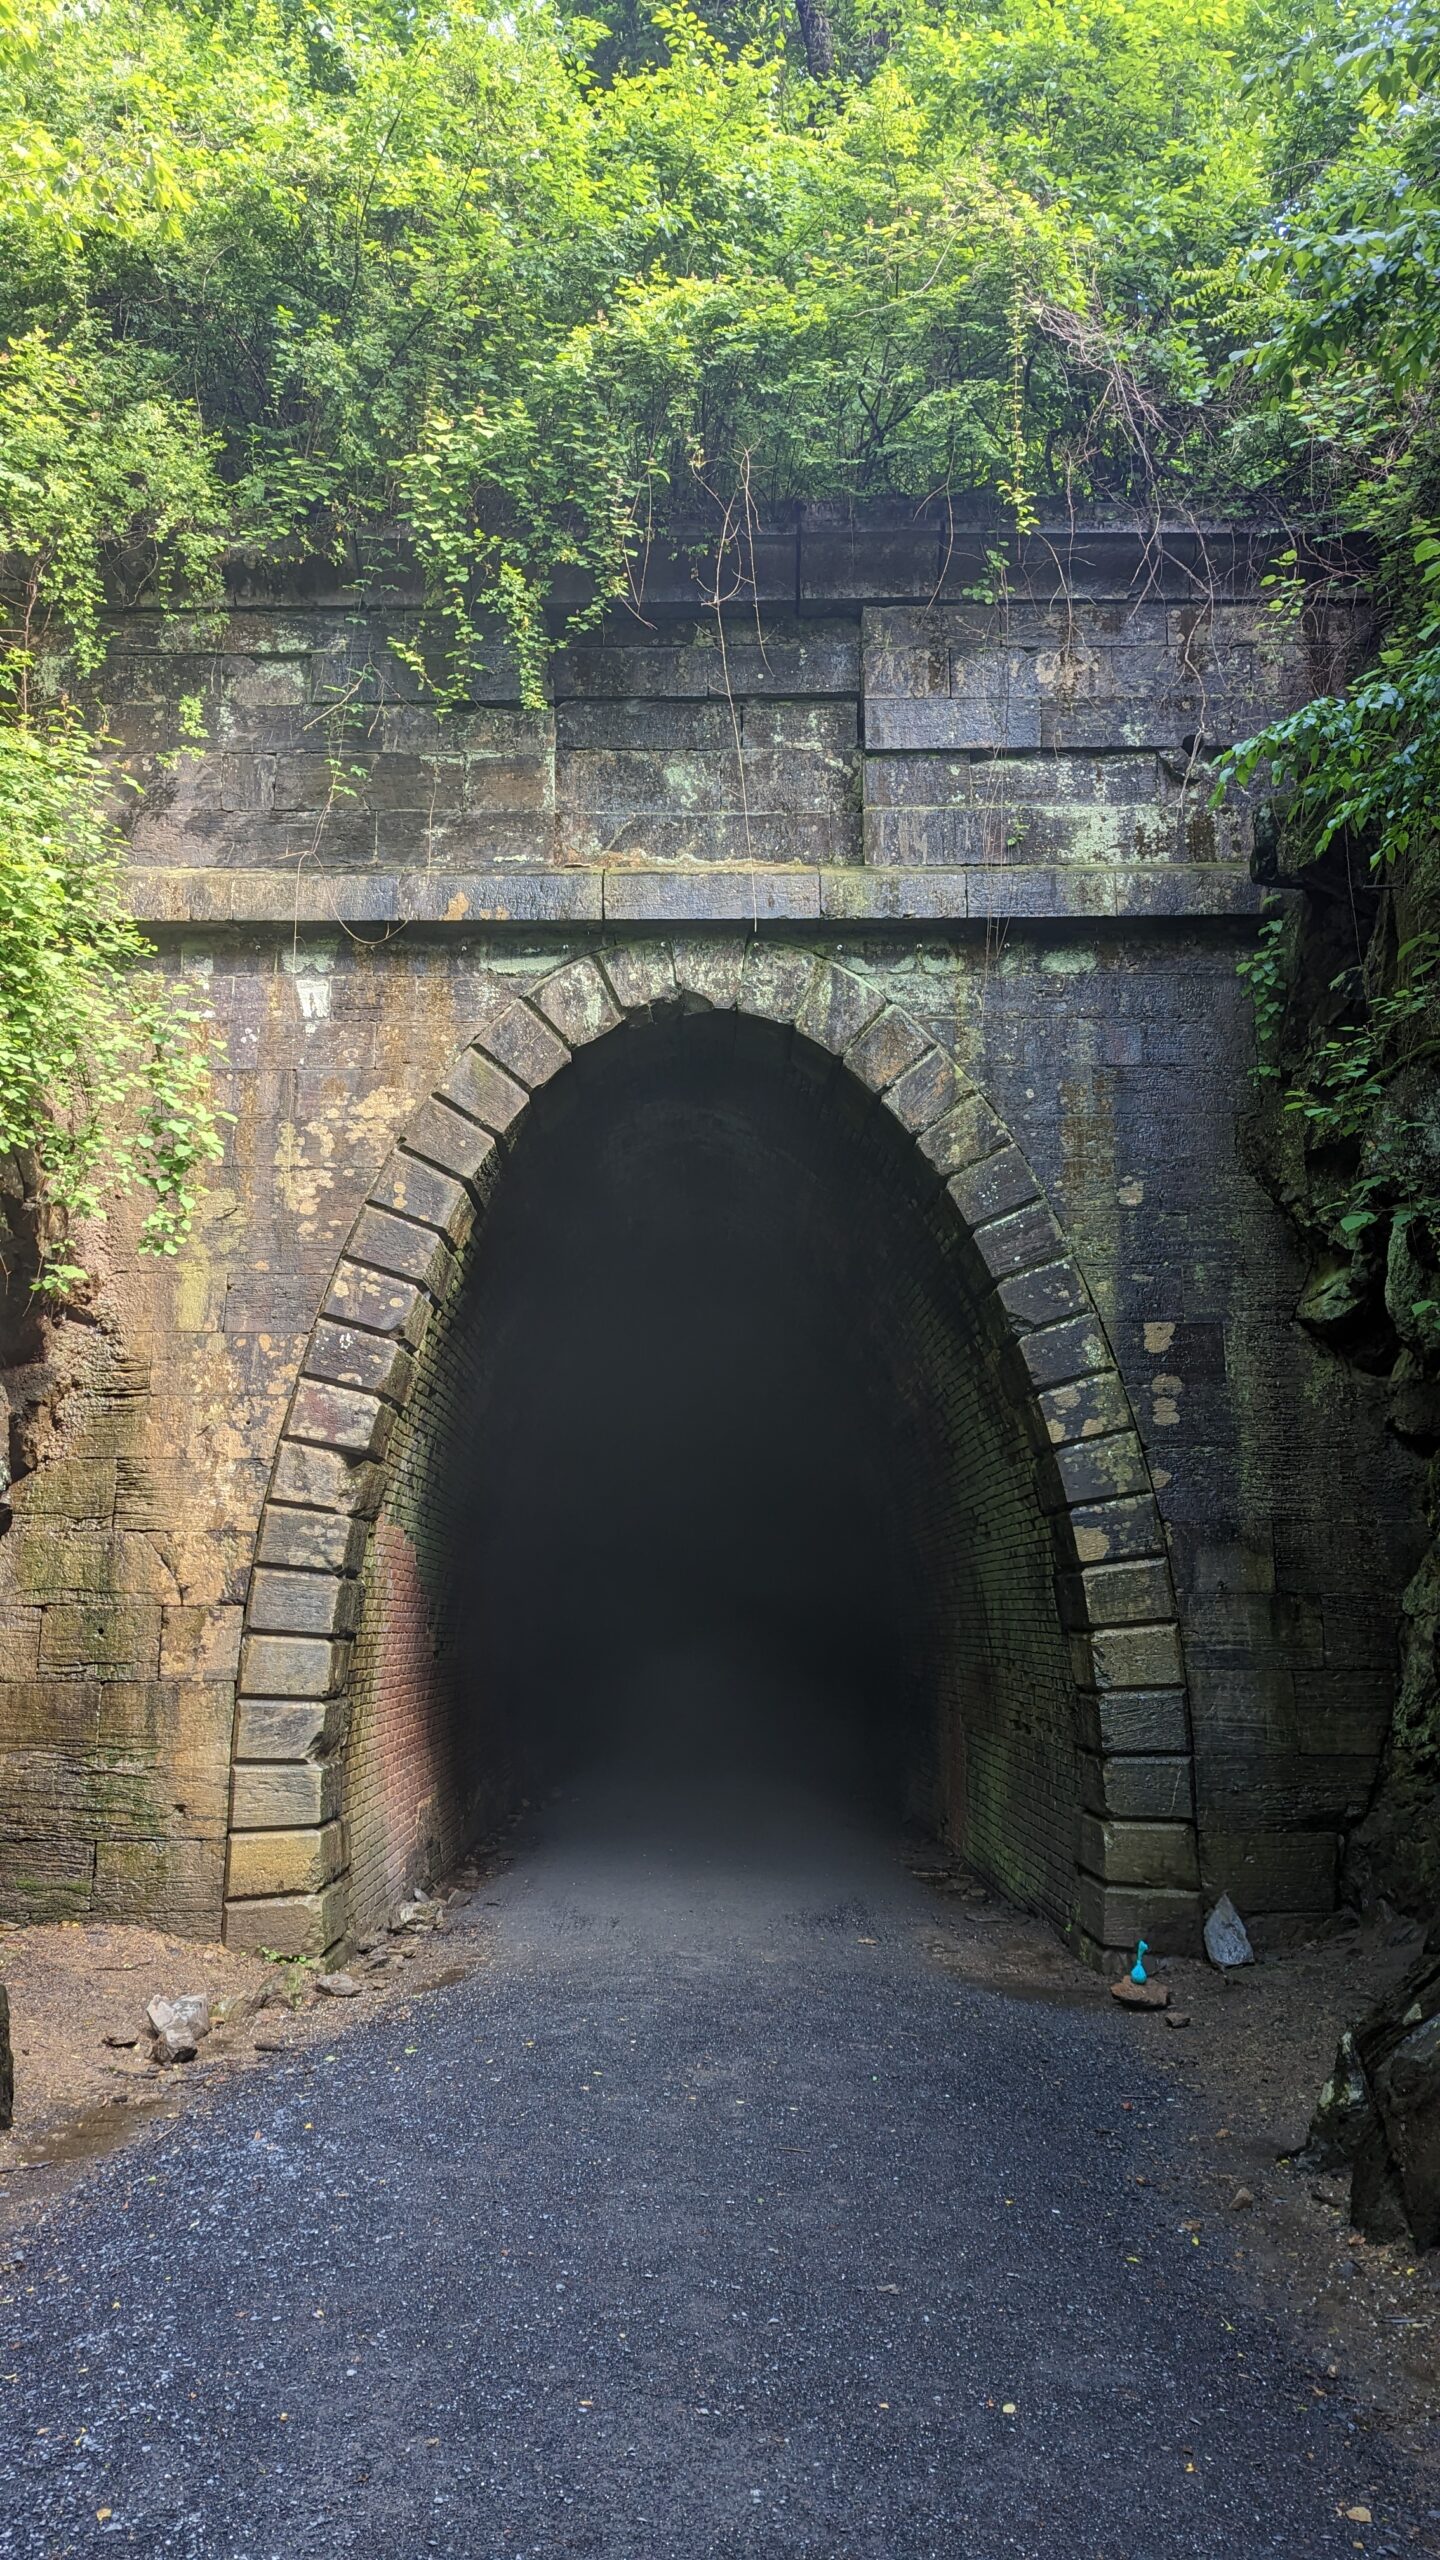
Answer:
222, 940, 1200, 1964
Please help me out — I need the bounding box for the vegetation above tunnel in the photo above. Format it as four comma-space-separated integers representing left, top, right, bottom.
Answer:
0, 0, 1438, 1287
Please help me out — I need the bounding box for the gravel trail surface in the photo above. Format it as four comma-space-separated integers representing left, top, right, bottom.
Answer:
0, 1786, 1430, 2558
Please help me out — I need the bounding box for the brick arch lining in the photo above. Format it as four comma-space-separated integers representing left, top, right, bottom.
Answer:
223, 940, 1200, 1964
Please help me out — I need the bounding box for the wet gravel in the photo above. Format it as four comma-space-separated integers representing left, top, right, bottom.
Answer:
0, 1796, 1433, 2559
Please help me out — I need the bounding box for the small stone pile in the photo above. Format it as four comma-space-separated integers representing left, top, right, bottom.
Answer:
1303, 1915, 1440, 2249
146, 1993, 213, 2066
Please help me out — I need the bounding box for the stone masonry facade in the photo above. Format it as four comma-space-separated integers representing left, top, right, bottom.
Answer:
0, 514, 1422, 1963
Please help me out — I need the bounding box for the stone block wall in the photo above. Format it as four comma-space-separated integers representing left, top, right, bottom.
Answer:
0, 514, 1419, 1956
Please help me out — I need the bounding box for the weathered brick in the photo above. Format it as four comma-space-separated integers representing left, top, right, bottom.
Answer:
997, 1259, 1090, 1334
38, 1600, 162, 1675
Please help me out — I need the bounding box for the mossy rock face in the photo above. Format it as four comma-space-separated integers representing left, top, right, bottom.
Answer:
1346, 1542, 1440, 1917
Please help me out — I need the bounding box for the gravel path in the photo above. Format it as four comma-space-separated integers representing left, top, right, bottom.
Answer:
0, 1787, 1431, 2559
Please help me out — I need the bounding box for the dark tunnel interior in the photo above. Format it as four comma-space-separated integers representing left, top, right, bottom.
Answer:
451, 1010, 937, 1825
353, 1002, 1080, 1914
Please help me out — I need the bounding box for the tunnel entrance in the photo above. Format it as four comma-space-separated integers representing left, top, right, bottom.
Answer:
344, 1006, 1082, 1933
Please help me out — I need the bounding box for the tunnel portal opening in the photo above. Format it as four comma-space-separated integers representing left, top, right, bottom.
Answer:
346, 1009, 1079, 1926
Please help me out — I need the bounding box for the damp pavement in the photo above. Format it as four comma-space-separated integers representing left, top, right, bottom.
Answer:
0, 1783, 1433, 2560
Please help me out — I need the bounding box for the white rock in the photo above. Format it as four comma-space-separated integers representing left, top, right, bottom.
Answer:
147, 1993, 211, 2043
1203, 1894, 1254, 1970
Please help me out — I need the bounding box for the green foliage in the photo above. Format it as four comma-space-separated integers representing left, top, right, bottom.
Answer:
1, 0, 1438, 1297
0, 722, 226, 1296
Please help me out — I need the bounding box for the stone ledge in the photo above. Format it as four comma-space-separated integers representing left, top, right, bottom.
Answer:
125, 863, 1263, 932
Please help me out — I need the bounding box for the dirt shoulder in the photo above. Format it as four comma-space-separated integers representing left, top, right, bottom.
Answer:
0, 1861, 505, 2247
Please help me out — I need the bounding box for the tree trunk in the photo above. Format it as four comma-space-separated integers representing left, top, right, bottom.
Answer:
795, 0, 834, 79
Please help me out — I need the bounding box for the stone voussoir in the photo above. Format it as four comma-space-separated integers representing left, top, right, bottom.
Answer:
472, 999, 570, 1091
286, 1381, 394, 1461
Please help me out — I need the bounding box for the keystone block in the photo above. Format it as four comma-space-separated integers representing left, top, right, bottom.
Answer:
739, 945, 816, 1025
601, 944, 678, 1012
533, 957, 623, 1048
673, 939, 746, 1012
